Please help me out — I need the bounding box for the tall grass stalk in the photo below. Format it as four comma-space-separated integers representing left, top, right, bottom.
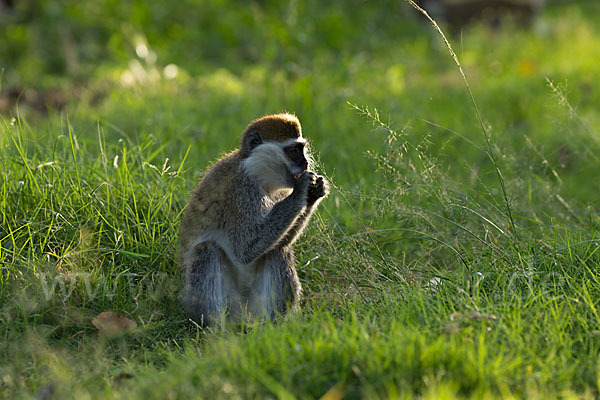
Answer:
406, 0, 520, 242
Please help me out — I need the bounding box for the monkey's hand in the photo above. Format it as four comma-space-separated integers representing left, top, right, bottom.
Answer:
293, 171, 317, 202
307, 175, 329, 205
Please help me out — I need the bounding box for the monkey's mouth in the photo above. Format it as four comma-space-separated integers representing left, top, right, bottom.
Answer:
294, 170, 310, 179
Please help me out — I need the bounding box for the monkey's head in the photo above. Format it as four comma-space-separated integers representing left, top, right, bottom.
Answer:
240, 113, 302, 156
240, 113, 311, 192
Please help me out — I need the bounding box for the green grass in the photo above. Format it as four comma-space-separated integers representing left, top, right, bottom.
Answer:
2, 1, 600, 398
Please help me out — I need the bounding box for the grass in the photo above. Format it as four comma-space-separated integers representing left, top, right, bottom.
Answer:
2, 1, 600, 398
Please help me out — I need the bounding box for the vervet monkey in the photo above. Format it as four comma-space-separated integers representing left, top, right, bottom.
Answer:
178, 113, 328, 326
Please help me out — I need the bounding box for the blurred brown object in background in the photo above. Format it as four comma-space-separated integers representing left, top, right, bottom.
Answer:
415, 0, 546, 27
0, 0, 14, 14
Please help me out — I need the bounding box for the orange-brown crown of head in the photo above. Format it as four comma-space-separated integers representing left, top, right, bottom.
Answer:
240, 113, 302, 156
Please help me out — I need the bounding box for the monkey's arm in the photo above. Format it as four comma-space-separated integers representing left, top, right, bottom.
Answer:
227, 174, 313, 265
279, 175, 329, 248
278, 205, 314, 248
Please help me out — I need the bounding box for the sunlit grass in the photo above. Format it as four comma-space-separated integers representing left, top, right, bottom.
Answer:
1, 1, 600, 398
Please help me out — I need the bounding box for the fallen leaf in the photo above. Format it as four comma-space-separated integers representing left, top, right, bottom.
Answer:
92, 311, 137, 339
320, 382, 345, 400
443, 322, 461, 335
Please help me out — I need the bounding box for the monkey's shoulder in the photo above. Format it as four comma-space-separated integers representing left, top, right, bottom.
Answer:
190, 152, 240, 202
187, 152, 264, 221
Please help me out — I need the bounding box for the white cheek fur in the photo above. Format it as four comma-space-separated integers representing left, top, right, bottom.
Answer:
241, 142, 294, 193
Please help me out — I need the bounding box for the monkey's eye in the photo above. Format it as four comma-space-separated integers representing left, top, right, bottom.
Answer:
288, 148, 299, 156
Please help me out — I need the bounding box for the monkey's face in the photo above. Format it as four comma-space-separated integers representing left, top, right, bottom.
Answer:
241, 136, 311, 193
283, 140, 309, 178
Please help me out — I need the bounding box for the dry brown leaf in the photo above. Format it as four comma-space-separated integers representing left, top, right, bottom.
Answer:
443, 321, 462, 335
92, 311, 137, 338
320, 382, 345, 400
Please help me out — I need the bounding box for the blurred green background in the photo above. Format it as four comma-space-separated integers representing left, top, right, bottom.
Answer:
2, 0, 599, 197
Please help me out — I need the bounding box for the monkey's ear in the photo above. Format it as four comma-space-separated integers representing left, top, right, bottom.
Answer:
244, 130, 263, 155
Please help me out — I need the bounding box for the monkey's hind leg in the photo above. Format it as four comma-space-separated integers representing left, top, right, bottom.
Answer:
182, 242, 229, 326
250, 248, 302, 320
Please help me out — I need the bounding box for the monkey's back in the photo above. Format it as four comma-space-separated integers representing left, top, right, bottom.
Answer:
177, 150, 241, 264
